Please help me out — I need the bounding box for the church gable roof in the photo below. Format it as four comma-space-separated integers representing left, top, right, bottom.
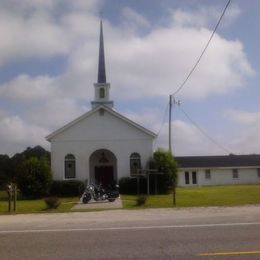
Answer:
46, 105, 157, 141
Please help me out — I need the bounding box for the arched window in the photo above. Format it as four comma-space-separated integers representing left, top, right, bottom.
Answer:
65, 154, 76, 179
99, 88, 105, 98
130, 153, 141, 175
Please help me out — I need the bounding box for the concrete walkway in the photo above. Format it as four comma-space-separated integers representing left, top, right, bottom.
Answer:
72, 197, 122, 210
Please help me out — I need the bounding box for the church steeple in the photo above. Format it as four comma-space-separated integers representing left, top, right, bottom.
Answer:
91, 20, 114, 109
98, 20, 106, 83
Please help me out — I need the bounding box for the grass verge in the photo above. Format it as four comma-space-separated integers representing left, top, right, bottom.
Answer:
0, 185, 259, 214
121, 185, 260, 209
0, 191, 78, 214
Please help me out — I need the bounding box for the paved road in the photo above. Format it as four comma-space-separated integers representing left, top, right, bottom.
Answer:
0, 206, 260, 259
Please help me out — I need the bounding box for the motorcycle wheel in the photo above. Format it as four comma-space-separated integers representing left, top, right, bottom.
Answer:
82, 194, 91, 204
108, 198, 115, 202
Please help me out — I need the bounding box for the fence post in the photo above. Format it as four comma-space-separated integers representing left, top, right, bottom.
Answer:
13, 184, 17, 212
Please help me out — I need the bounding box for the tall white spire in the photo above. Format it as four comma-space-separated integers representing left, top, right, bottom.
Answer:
91, 20, 113, 109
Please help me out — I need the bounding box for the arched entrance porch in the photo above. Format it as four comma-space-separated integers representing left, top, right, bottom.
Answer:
89, 149, 117, 187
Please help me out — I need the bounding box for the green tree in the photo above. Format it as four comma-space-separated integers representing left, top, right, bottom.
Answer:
153, 149, 178, 203
0, 154, 11, 188
17, 157, 52, 198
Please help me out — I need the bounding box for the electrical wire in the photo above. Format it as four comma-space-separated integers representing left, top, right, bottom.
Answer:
156, 102, 169, 136
172, 0, 231, 96
154, 102, 169, 148
178, 104, 231, 154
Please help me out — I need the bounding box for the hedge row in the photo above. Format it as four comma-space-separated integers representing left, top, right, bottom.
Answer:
49, 180, 85, 197
119, 175, 170, 195
49, 177, 169, 196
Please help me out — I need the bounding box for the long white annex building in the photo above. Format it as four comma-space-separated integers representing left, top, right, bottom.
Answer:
176, 154, 260, 186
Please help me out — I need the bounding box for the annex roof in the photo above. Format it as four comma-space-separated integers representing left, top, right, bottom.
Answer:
46, 105, 157, 141
175, 154, 260, 168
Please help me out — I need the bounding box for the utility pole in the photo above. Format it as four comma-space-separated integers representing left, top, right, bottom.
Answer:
169, 95, 180, 207
169, 94, 172, 154
169, 95, 180, 154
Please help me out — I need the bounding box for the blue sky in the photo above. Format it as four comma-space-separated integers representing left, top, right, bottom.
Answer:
0, 0, 259, 156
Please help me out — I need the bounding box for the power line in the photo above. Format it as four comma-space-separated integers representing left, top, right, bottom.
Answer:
178, 104, 231, 154
172, 0, 231, 96
156, 102, 169, 136
154, 102, 169, 148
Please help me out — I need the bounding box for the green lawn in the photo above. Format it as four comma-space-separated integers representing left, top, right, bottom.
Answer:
1, 185, 260, 214
0, 191, 79, 214
121, 185, 260, 209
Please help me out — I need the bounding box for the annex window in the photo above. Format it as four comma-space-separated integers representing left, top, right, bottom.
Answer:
130, 153, 141, 175
205, 169, 211, 180
99, 88, 105, 98
257, 168, 260, 178
192, 171, 197, 184
65, 154, 76, 179
185, 172, 189, 184
232, 169, 239, 179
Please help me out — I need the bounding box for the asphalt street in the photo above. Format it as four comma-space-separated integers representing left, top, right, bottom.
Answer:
0, 206, 260, 259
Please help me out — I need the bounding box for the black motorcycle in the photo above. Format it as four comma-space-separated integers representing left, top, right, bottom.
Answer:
81, 183, 119, 204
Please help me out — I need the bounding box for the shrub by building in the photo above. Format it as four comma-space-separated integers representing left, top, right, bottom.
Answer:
50, 180, 85, 197
17, 157, 52, 198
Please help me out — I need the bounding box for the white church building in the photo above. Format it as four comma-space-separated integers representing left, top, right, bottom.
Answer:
46, 21, 156, 186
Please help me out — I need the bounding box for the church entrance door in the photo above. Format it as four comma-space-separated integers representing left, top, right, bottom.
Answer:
89, 149, 117, 186
95, 166, 113, 187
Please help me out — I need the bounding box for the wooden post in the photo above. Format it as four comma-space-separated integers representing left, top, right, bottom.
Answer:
8, 190, 11, 212
147, 172, 150, 195
137, 175, 140, 195
173, 186, 176, 206
154, 175, 158, 195
7, 184, 12, 212
13, 184, 16, 212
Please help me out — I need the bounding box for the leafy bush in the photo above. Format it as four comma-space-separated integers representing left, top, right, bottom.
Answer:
50, 180, 85, 197
44, 196, 60, 209
119, 150, 178, 195
147, 173, 172, 194
17, 157, 52, 198
119, 176, 172, 195
119, 177, 147, 195
136, 195, 147, 206
0, 155, 11, 189
153, 149, 178, 192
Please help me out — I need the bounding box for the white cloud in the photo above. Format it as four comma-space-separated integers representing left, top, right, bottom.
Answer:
171, 3, 240, 28
226, 109, 260, 125
172, 8, 219, 28
155, 120, 229, 156
0, 3, 253, 101
0, 0, 101, 66
0, 114, 49, 155
229, 126, 260, 154
26, 98, 86, 129
121, 7, 150, 31
108, 25, 253, 100
221, 109, 260, 154
0, 10, 69, 65
122, 109, 163, 133
122, 109, 229, 156
0, 74, 57, 102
